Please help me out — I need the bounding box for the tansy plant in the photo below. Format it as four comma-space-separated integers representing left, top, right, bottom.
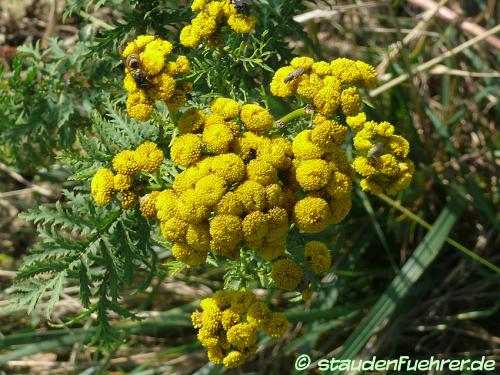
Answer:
4, 0, 415, 370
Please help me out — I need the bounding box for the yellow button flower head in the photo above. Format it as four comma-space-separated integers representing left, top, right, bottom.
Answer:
126, 90, 154, 122
240, 104, 274, 133
270, 66, 298, 97
112, 150, 140, 176
173, 167, 204, 193
210, 153, 246, 184
292, 130, 326, 160
113, 173, 132, 192
242, 211, 268, 242
172, 242, 207, 266
177, 189, 211, 224
223, 351, 245, 369
265, 184, 284, 209
179, 24, 201, 48
231, 290, 256, 314
186, 223, 211, 252
160, 217, 189, 243
227, 322, 258, 349
155, 189, 178, 221
120, 190, 137, 209
211, 98, 241, 120
355, 60, 377, 88
165, 82, 192, 112
147, 73, 175, 102
296, 73, 323, 99
192, 12, 218, 38
257, 236, 286, 261
247, 301, 271, 327
346, 111, 367, 132
234, 180, 267, 213
203, 123, 235, 154
121, 34, 156, 57
294, 196, 331, 233
388, 135, 410, 158
312, 61, 331, 76
304, 241, 331, 273
135, 141, 164, 173
266, 207, 289, 235
326, 171, 353, 200
140, 191, 161, 218
123, 74, 138, 93
313, 76, 341, 117
259, 136, 293, 170
330, 57, 362, 85
246, 159, 277, 186
311, 115, 348, 148
271, 258, 304, 291
91, 168, 115, 206
171, 134, 203, 167
263, 312, 288, 339
296, 159, 332, 191
291, 56, 315, 70
329, 197, 352, 224
191, 0, 207, 12
195, 174, 227, 207
227, 13, 257, 33
178, 108, 206, 134
340, 87, 362, 116
221, 308, 240, 331
209, 214, 243, 258
216, 192, 245, 216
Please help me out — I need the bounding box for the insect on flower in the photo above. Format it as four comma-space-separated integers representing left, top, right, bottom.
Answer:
231, 0, 252, 16
124, 53, 151, 89
284, 67, 305, 83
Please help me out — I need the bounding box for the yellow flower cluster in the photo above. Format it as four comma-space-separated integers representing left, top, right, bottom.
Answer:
270, 56, 376, 118
180, 0, 257, 48
352, 121, 414, 195
191, 290, 288, 368
156, 98, 294, 264
122, 35, 192, 121
90, 141, 164, 210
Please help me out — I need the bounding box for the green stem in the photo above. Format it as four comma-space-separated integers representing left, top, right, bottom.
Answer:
145, 183, 164, 192
377, 193, 500, 273
276, 107, 308, 125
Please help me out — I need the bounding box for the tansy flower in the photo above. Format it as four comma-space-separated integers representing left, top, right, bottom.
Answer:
242, 211, 268, 242
140, 191, 161, 218
91, 168, 115, 206
209, 215, 243, 258
120, 190, 137, 209
147, 73, 175, 102
247, 301, 271, 327
296, 73, 323, 99
211, 98, 241, 120
216, 192, 245, 216
304, 241, 331, 273
231, 290, 257, 314
311, 115, 347, 148
227, 323, 258, 349
263, 312, 288, 339
178, 108, 206, 134
234, 180, 267, 213
135, 141, 164, 173
179, 24, 201, 48
173, 167, 204, 193
203, 123, 235, 154
186, 223, 211, 252
290, 56, 315, 70
195, 175, 227, 206
112, 150, 140, 176
340, 87, 362, 116
177, 189, 211, 223
240, 104, 273, 133
160, 217, 189, 243
292, 130, 326, 160
325, 171, 353, 200
223, 351, 245, 369
156, 189, 178, 221
329, 197, 352, 224
221, 308, 240, 331
312, 61, 331, 76
210, 153, 246, 184
295, 159, 331, 191
265, 184, 285, 209
293, 196, 331, 233
171, 134, 202, 167
113, 173, 132, 192
165, 82, 192, 112
270, 66, 299, 97
271, 258, 303, 291
246, 159, 278, 186
346, 111, 367, 132
172, 242, 207, 266
227, 14, 257, 33
126, 90, 154, 121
